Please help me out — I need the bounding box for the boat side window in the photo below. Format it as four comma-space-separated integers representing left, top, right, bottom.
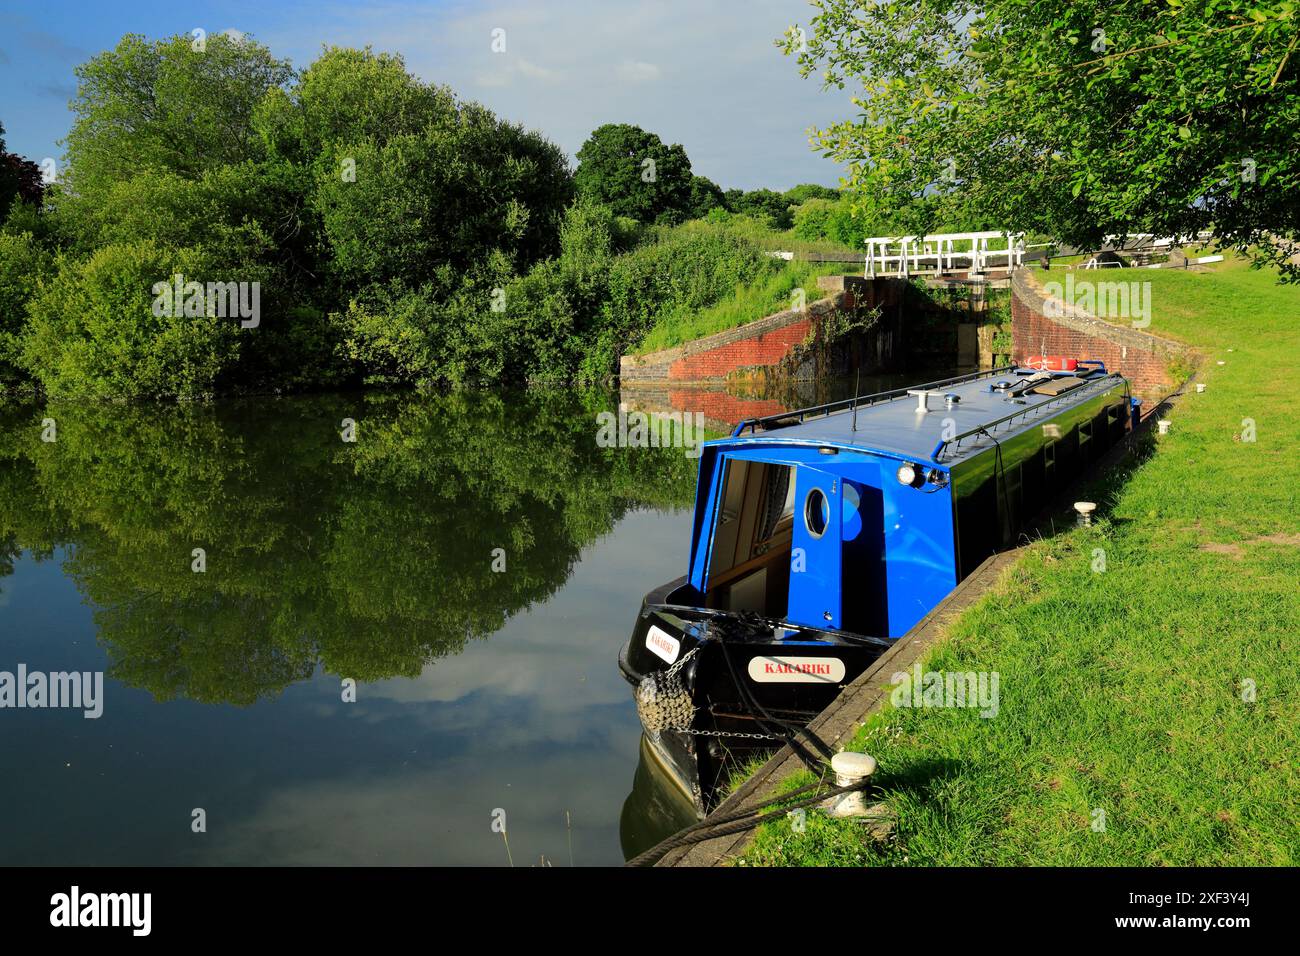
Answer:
804, 487, 829, 539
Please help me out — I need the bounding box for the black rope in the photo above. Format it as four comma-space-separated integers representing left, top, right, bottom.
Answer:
628, 597, 865, 867
624, 773, 874, 867
713, 621, 836, 770
976, 425, 1013, 547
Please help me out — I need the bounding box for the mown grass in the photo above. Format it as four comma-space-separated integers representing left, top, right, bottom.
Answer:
633, 261, 856, 355
740, 255, 1300, 866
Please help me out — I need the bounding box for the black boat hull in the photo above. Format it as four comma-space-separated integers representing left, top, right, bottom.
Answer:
619, 577, 890, 808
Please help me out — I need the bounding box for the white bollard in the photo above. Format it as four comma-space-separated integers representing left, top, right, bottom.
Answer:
823, 751, 877, 818
1196, 383, 1206, 393
1158, 419, 1171, 435
1074, 501, 1097, 527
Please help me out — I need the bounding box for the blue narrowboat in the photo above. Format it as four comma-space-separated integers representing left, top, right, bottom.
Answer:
618, 360, 1136, 810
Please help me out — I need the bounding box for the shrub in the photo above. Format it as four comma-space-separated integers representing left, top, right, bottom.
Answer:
0, 231, 52, 387
20, 241, 240, 398
334, 273, 458, 388
593, 228, 774, 377
826, 201, 872, 248
793, 198, 837, 240
492, 200, 617, 384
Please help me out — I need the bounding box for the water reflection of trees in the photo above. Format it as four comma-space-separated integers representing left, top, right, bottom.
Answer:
0, 391, 697, 704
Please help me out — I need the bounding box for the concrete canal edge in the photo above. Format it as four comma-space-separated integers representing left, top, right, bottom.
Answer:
657, 376, 1196, 867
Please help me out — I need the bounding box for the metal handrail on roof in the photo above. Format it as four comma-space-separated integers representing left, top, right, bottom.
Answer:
929, 372, 1128, 463
731, 366, 1016, 437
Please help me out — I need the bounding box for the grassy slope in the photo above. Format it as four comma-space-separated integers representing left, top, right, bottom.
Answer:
741, 256, 1300, 866
633, 261, 855, 355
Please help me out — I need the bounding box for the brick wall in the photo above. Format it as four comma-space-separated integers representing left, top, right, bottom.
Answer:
1010, 270, 1190, 393
669, 315, 817, 381
619, 386, 792, 434
620, 296, 838, 386
621, 276, 909, 387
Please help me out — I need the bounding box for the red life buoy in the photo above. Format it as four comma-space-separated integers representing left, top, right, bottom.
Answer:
1026, 355, 1077, 371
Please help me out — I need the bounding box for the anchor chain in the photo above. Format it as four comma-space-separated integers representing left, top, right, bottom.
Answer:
634, 645, 701, 736
635, 643, 788, 741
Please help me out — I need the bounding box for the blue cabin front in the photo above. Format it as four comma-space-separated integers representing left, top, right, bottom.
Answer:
685, 439, 956, 640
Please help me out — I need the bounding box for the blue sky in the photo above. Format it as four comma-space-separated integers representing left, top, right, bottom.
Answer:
0, 0, 856, 191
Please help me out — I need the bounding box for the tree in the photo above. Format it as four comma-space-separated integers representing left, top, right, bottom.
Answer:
574, 124, 694, 223
250, 47, 572, 294
312, 100, 571, 290
727, 188, 795, 229
254, 46, 455, 163
0, 121, 44, 219
688, 175, 727, 219
793, 197, 836, 240
41, 37, 574, 394
783, 183, 840, 205
0, 232, 51, 386
784, 0, 1300, 278
63, 33, 294, 201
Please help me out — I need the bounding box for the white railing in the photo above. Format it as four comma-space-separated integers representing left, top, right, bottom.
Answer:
1101, 230, 1214, 250
864, 231, 1025, 278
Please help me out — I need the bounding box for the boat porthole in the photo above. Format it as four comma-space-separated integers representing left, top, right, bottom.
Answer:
804, 487, 829, 539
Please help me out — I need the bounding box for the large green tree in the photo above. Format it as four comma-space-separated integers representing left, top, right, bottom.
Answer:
784, 0, 1300, 277
727, 187, 796, 229
30, 36, 575, 395
62, 33, 294, 200
574, 123, 695, 224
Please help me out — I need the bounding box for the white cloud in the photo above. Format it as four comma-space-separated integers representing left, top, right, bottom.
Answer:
617, 59, 660, 83
263, 0, 856, 190
516, 57, 558, 81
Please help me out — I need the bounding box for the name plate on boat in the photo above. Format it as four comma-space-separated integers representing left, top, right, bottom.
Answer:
748, 656, 846, 684
645, 626, 681, 664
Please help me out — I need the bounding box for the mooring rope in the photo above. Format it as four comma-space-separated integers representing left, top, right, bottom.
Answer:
623, 623, 861, 868
714, 629, 836, 772
623, 774, 873, 868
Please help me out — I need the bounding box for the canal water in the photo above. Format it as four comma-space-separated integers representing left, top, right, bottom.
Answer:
0, 372, 961, 865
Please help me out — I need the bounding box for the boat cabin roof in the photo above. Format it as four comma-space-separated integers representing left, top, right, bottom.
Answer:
724, 365, 1127, 466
